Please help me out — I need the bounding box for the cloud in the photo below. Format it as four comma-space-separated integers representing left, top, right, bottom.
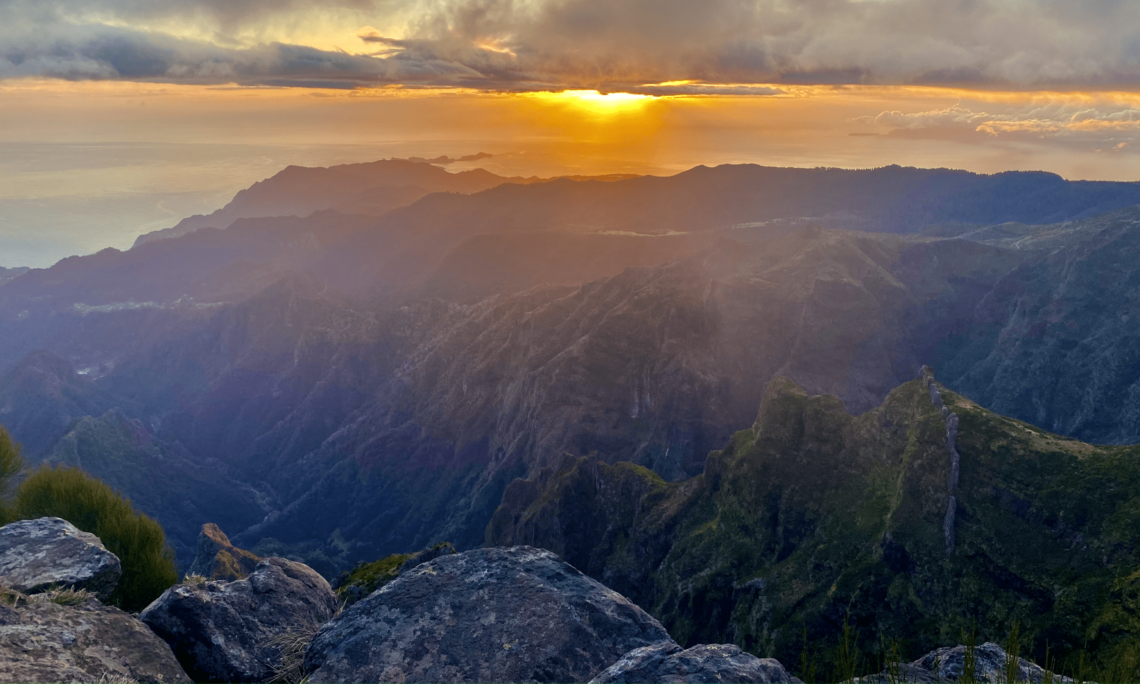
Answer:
853, 100, 1140, 148
3, 0, 1140, 91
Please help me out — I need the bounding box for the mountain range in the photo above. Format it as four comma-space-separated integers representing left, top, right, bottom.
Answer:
1, 159, 1139, 580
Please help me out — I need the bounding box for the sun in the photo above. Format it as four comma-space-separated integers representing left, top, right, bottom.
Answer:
525, 90, 656, 117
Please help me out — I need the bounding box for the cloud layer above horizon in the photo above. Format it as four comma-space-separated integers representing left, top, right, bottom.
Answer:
4, 0, 1140, 92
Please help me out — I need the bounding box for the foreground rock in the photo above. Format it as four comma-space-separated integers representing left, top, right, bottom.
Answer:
0, 517, 122, 601
185, 523, 262, 581
0, 593, 190, 683
860, 642, 1072, 683
141, 557, 337, 683
590, 641, 803, 683
305, 546, 673, 683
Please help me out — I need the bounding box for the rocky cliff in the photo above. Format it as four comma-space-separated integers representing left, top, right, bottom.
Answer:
489, 372, 1140, 670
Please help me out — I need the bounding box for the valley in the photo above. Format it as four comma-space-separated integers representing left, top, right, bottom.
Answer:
1, 160, 1138, 597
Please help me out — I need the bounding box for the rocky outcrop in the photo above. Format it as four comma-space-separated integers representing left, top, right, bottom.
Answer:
920, 366, 960, 555
140, 557, 337, 683
0, 593, 191, 683
304, 546, 673, 683
185, 523, 262, 581
0, 517, 122, 601
861, 642, 1072, 683
589, 641, 803, 683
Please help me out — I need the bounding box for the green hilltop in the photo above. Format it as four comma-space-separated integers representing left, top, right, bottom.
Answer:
489, 371, 1140, 673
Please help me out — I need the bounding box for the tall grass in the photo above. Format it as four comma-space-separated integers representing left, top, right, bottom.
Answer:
798, 623, 819, 684
15, 464, 178, 611
835, 613, 860, 683
1003, 620, 1021, 684
961, 623, 978, 684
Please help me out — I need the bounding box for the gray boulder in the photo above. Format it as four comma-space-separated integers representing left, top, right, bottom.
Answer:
140, 557, 337, 683
860, 642, 1073, 683
0, 593, 190, 683
590, 641, 803, 683
0, 517, 121, 601
304, 545, 673, 683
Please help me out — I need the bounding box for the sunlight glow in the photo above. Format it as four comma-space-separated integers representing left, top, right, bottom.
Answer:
526, 90, 657, 117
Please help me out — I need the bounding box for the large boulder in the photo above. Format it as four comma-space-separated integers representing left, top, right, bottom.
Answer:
0, 592, 191, 683
304, 545, 674, 683
0, 517, 121, 601
140, 557, 337, 683
590, 641, 803, 683
185, 523, 262, 581
859, 642, 1073, 683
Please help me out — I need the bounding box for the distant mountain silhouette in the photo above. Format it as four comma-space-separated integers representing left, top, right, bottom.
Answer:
131, 159, 543, 247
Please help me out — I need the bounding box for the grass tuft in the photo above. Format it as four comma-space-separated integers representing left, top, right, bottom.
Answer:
264, 623, 321, 684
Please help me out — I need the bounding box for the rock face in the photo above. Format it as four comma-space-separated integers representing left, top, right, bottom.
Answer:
589, 641, 803, 683
911, 642, 1070, 683
304, 546, 673, 683
140, 557, 337, 683
861, 642, 1073, 683
0, 595, 191, 683
0, 517, 122, 601
185, 523, 262, 581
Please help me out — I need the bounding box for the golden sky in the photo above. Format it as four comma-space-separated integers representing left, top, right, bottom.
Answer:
3, 1, 1140, 265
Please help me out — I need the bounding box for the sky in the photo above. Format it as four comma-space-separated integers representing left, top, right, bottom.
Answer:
3, 0, 1140, 267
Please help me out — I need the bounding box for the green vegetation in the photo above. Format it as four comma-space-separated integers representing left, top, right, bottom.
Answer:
8, 458, 178, 611
335, 552, 411, 600
0, 426, 23, 524
491, 376, 1140, 680
1, 424, 182, 610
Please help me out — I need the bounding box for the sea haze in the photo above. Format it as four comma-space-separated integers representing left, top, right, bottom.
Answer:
0, 141, 500, 268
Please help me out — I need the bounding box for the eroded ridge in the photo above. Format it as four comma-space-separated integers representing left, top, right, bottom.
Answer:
921, 366, 959, 555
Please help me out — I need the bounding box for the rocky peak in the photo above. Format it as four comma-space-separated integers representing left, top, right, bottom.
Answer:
185, 522, 262, 581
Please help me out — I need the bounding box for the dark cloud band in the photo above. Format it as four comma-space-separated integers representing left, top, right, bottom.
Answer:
3, 0, 1140, 91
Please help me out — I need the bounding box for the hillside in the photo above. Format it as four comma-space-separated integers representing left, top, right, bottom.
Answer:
489, 372, 1140, 670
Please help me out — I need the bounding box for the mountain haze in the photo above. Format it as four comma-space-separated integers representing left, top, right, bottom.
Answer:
1, 161, 1139, 576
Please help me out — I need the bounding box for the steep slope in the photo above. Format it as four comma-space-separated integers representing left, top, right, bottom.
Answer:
489, 373, 1140, 669
0, 351, 117, 456
45, 409, 266, 568
226, 228, 1018, 561
940, 207, 1140, 444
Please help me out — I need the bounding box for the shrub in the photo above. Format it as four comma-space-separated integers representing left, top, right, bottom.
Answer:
15, 464, 178, 611
0, 426, 24, 525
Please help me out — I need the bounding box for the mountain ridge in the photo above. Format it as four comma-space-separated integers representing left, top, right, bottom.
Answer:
488, 371, 1140, 670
